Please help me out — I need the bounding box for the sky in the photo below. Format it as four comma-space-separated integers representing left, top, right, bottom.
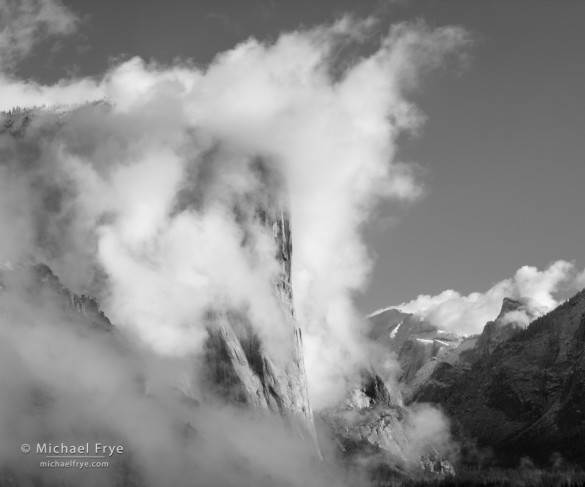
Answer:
0, 0, 467, 454
5, 0, 585, 320
2, 3, 580, 481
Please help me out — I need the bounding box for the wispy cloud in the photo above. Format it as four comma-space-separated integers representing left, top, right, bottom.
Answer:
0, 0, 78, 70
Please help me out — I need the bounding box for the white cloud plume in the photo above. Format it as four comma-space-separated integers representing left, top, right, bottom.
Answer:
0, 18, 470, 411
393, 260, 584, 335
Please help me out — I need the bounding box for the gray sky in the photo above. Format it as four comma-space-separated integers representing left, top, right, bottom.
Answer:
15, 0, 585, 314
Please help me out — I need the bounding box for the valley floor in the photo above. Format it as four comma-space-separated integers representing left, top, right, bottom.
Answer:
392, 468, 585, 487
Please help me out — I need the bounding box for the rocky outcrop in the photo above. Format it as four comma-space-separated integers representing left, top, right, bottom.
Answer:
345, 368, 404, 410
318, 368, 411, 473
33, 263, 113, 331
0, 262, 113, 332
410, 290, 585, 466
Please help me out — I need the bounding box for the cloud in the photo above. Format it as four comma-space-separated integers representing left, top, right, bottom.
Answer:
0, 266, 350, 487
0, 0, 97, 110
0, 0, 78, 70
577, 268, 585, 289
0, 75, 102, 109
392, 260, 584, 335
0, 12, 479, 485
0, 17, 470, 412
405, 403, 458, 466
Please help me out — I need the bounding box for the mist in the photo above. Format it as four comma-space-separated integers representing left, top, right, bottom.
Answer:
0, 265, 352, 487
0, 0, 471, 485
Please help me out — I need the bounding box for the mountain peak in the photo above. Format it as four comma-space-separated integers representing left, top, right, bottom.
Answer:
472, 297, 528, 358
367, 307, 412, 320
496, 297, 527, 321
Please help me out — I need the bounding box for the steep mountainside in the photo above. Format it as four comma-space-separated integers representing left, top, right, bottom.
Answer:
368, 308, 466, 384
368, 309, 438, 352
410, 290, 585, 466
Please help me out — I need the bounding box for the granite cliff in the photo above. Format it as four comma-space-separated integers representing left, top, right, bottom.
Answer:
0, 106, 320, 452
202, 202, 318, 448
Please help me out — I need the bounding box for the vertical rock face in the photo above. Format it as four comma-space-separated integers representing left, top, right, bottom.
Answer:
202, 165, 318, 449
473, 297, 527, 358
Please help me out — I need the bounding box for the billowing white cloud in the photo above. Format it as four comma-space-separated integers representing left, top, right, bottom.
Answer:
390, 260, 584, 335
0, 10, 478, 483
0, 16, 470, 411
